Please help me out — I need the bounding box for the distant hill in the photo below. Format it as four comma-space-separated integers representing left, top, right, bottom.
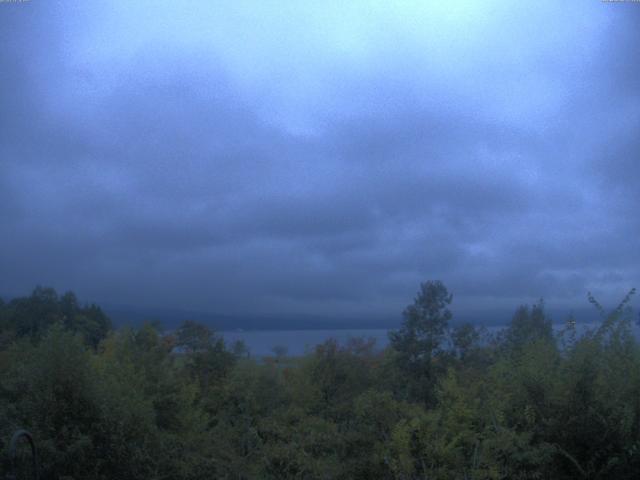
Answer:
101, 304, 392, 331
101, 304, 604, 332
1, 290, 608, 331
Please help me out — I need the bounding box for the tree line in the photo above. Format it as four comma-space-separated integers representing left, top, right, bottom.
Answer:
0, 282, 639, 479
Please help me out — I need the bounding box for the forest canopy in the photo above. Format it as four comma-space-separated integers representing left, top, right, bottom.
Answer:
1, 283, 639, 479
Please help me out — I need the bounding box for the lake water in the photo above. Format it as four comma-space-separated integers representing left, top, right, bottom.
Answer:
221, 322, 640, 358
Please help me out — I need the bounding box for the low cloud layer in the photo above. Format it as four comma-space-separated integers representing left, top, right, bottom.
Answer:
1, 1, 639, 323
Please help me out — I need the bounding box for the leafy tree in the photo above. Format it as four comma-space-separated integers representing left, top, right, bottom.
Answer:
1, 283, 639, 479
293, 338, 377, 422
97, 324, 211, 479
9, 286, 62, 341
343, 389, 416, 479
0, 287, 112, 347
451, 322, 481, 361
0, 325, 102, 479
388, 280, 453, 404
173, 320, 238, 414
502, 299, 553, 353
175, 320, 214, 354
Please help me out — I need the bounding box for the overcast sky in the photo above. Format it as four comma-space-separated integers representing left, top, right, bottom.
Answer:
1, 1, 638, 323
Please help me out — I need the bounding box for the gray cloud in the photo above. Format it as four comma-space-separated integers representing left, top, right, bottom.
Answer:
1, 1, 638, 323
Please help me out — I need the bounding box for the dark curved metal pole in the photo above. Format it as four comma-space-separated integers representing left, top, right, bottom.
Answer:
8, 429, 38, 480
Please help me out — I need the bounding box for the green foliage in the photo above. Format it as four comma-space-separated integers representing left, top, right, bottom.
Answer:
1, 283, 639, 479
388, 280, 453, 404
174, 320, 237, 400
0, 287, 112, 348
0, 325, 100, 479
502, 300, 553, 354
175, 320, 214, 354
